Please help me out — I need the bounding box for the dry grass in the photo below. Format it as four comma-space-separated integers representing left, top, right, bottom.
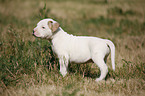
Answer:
0, 0, 145, 96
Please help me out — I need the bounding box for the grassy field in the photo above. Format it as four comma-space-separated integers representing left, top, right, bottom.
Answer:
0, 0, 145, 96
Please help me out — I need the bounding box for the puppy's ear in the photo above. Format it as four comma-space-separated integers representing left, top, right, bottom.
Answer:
48, 21, 60, 32
48, 21, 53, 30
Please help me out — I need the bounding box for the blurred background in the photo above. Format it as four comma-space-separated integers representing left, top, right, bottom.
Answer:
0, 0, 145, 96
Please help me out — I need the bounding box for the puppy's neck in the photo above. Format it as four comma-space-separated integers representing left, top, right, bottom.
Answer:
49, 27, 69, 42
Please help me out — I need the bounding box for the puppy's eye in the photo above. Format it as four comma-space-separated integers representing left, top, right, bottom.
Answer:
42, 27, 45, 29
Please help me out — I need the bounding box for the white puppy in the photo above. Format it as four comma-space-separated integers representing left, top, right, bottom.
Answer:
33, 18, 115, 81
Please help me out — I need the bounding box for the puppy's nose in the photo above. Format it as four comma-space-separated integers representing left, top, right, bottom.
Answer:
32, 30, 35, 34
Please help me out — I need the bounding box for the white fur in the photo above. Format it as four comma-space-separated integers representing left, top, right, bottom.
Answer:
33, 19, 115, 81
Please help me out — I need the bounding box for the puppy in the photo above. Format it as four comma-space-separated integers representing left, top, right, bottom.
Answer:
33, 18, 115, 81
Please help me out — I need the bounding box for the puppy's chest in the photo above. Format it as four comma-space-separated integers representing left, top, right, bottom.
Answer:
51, 43, 68, 55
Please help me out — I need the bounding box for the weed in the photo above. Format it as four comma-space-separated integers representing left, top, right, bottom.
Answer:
39, 3, 50, 19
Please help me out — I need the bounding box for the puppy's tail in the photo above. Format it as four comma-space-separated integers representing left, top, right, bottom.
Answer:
106, 40, 115, 71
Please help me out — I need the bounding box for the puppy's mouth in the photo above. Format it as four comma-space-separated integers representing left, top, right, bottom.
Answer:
32, 32, 37, 37
32, 30, 49, 39
32, 30, 40, 38
32, 32, 46, 39
32, 33, 40, 38
32, 33, 37, 37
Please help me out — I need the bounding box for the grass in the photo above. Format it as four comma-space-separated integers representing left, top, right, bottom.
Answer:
0, 0, 145, 96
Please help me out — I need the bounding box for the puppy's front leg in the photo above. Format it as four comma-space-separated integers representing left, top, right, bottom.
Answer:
59, 56, 69, 77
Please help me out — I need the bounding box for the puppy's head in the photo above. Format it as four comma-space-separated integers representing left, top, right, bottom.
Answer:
33, 19, 59, 39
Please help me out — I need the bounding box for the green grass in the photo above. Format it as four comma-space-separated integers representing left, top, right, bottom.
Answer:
0, 0, 145, 96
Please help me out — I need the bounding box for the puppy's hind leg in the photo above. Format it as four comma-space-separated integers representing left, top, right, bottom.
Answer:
92, 54, 108, 82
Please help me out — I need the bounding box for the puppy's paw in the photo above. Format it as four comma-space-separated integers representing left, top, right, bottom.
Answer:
60, 71, 67, 77
95, 78, 104, 82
